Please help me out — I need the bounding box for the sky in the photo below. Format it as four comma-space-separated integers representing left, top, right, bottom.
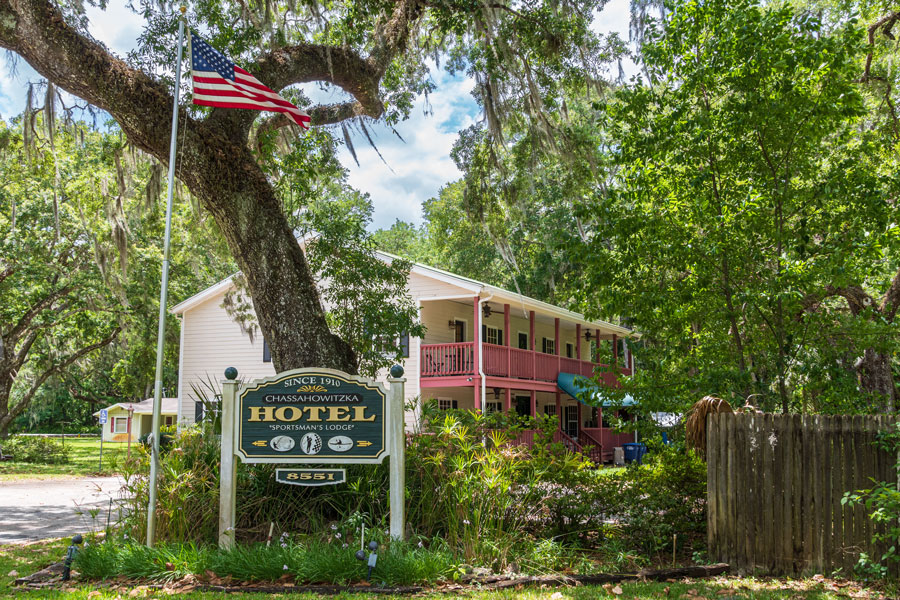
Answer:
0, 0, 633, 231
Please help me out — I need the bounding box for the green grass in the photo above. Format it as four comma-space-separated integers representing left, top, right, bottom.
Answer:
3, 539, 895, 599
0, 438, 126, 481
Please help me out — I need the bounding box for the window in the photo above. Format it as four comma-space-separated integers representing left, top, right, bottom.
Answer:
113, 417, 128, 433
518, 332, 528, 350
438, 399, 458, 411
542, 337, 555, 355
399, 331, 410, 358
453, 320, 466, 343
543, 404, 557, 417
483, 325, 503, 345
263, 339, 271, 363
566, 342, 574, 358
165, 416, 174, 426
485, 401, 502, 414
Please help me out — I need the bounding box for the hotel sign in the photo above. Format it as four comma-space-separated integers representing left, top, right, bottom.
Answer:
236, 370, 388, 464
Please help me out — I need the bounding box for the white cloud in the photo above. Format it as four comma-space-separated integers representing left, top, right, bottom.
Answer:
331, 72, 477, 231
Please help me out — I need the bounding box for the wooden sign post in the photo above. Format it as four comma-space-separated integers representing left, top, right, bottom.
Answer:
218, 366, 406, 549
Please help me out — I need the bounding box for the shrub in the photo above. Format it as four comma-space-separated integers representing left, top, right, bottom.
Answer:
2, 435, 69, 464
74, 539, 454, 586
608, 444, 707, 555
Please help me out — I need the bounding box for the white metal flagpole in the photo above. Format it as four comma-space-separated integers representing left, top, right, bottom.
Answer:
147, 6, 187, 547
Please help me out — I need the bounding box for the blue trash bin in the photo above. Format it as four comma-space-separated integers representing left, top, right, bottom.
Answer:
623, 443, 648, 464
623, 443, 640, 463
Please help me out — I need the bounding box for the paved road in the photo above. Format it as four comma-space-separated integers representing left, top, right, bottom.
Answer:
0, 477, 125, 544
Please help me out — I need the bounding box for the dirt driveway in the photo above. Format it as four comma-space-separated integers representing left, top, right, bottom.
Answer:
0, 477, 125, 544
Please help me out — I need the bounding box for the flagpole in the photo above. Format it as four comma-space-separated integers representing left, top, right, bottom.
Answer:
147, 6, 186, 547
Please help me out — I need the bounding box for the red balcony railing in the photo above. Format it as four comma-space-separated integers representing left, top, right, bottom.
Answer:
421, 342, 474, 376
421, 342, 630, 383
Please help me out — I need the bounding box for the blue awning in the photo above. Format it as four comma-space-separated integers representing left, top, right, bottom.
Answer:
557, 372, 636, 407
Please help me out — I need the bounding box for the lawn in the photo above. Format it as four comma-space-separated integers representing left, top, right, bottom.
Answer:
0, 438, 129, 481
1, 539, 893, 600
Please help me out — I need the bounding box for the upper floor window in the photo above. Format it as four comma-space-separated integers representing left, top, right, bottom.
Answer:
542, 337, 555, 355
566, 342, 574, 358
518, 332, 528, 350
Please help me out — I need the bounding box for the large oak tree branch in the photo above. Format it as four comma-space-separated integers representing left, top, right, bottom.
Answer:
0, 326, 120, 429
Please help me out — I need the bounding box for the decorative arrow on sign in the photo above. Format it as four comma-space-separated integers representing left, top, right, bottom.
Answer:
357, 440, 372, 447
252, 440, 267, 447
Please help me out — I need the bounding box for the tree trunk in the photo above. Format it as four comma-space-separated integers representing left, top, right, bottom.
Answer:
857, 348, 896, 412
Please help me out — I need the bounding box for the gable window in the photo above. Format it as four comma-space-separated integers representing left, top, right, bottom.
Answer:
438, 399, 458, 411
113, 417, 128, 433
518, 332, 528, 350
566, 342, 574, 359
263, 340, 271, 363
399, 331, 410, 358
542, 338, 555, 355
483, 325, 503, 345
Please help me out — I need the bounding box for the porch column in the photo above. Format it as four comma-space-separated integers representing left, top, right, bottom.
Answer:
555, 391, 562, 430
577, 402, 582, 437
504, 303, 510, 377
529, 310, 536, 379
504, 388, 512, 413
474, 296, 481, 411
530, 390, 536, 418
554, 318, 560, 375
575, 324, 581, 360
612, 333, 618, 367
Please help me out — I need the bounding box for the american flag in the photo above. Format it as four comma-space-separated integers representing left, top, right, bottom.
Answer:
190, 32, 311, 129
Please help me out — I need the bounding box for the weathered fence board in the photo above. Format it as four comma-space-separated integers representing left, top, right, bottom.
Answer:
707, 414, 898, 576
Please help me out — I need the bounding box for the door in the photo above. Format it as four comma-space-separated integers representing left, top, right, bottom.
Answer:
515, 396, 531, 417
565, 405, 578, 438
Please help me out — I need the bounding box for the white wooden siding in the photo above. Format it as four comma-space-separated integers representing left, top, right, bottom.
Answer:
178, 289, 275, 424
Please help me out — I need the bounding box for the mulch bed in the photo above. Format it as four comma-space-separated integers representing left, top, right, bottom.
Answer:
17, 562, 730, 594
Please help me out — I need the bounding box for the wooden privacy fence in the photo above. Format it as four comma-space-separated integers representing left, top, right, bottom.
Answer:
707, 413, 898, 576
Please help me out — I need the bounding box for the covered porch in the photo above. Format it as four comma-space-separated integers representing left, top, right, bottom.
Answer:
421, 384, 637, 464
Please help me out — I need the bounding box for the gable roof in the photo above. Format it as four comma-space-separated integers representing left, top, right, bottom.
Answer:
93, 398, 179, 416
171, 252, 636, 337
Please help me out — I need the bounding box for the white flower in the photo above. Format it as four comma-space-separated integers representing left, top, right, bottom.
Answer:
283, 565, 288, 571
417, 541, 423, 548
335, 532, 341, 539
280, 542, 287, 548
342, 543, 349, 549
330, 524, 338, 530
463, 519, 470, 525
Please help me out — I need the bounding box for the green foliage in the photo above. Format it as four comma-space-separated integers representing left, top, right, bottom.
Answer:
843, 422, 900, 579
607, 447, 707, 555
300, 192, 425, 378
0, 111, 234, 435
569, 0, 900, 414
0, 435, 69, 464
74, 539, 454, 586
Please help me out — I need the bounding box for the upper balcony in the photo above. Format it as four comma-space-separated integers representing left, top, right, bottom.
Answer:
421, 341, 630, 384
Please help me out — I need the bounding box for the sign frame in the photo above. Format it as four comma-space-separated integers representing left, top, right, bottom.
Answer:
234, 368, 389, 465
217, 366, 406, 549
